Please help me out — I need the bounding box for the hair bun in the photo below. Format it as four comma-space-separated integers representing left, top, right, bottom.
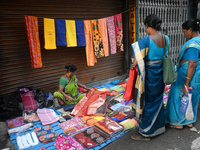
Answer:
65, 65, 70, 69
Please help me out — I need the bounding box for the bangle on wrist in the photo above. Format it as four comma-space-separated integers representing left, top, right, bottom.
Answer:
186, 76, 191, 80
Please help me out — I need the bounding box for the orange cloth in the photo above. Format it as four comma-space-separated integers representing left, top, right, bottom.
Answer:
98, 18, 109, 57
24, 15, 42, 68
90, 20, 104, 58
84, 20, 97, 66
82, 116, 98, 126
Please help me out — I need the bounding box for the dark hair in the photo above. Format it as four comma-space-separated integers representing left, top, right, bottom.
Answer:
144, 14, 162, 31
65, 64, 77, 72
182, 19, 200, 32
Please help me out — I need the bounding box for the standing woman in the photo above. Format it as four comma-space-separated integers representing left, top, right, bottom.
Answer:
131, 14, 170, 140
53, 64, 90, 107
165, 19, 200, 129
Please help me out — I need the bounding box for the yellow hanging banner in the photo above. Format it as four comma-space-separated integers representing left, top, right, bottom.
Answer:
129, 0, 136, 43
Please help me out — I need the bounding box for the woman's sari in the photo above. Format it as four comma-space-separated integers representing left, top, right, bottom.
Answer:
53, 75, 85, 107
132, 36, 169, 137
165, 36, 200, 126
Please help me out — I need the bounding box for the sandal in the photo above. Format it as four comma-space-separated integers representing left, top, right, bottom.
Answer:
131, 133, 151, 141
168, 125, 183, 130
186, 124, 193, 128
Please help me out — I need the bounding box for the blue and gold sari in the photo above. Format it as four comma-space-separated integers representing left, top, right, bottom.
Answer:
132, 36, 169, 137
165, 36, 200, 126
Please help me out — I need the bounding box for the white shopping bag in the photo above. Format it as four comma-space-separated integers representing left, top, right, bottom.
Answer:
180, 85, 194, 120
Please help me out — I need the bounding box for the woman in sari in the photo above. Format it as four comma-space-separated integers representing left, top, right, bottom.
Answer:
165, 19, 200, 129
131, 14, 170, 140
53, 64, 90, 107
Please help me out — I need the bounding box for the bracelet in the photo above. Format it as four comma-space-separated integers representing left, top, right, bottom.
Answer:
186, 76, 191, 80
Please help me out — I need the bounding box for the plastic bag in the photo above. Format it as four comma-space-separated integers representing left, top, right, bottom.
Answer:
180, 85, 194, 120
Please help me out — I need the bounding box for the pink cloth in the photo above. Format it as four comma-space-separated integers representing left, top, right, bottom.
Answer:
7, 117, 25, 129
106, 16, 117, 54
37, 108, 59, 125
21, 92, 38, 111
59, 117, 89, 131
54, 134, 84, 150
114, 13, 124, 52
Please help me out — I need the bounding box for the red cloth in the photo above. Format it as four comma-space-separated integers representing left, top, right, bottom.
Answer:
71, 88, 117, 117
24, 15, 42, 68
123, 66, 138, 101
21, 92, 38, 111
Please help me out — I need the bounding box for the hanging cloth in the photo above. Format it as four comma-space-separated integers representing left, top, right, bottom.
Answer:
114, 13, 124, 52
24, 15, 42, 68
84, 20, 97, 66
98, 18, 109, 57
106, 16, 117, 54
55, 19, 67, 46
90, 20, 104, 58
66, 20, 77, 47
75, 20, 86, 47
44, 18, 57, 50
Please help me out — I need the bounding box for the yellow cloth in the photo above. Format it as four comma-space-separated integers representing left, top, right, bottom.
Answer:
120, 118, 137, 131
44, 18, 57, 50
65, 20, 77, 47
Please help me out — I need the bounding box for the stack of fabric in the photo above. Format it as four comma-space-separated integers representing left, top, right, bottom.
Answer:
93, 117, 124, 138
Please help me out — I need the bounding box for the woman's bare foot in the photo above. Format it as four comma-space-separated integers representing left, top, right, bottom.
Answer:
186, 124, 193, 128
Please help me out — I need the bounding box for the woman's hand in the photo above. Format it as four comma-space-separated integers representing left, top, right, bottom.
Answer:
181, 84, 189, 94
85, 87, 90, 92
68, 96, 75, 102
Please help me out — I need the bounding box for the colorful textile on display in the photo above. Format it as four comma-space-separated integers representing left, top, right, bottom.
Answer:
94, 117, 124, 137
36, 108, 59, 125
65, 20, 77, 47
54, 134, 85, 150
75, 20, 86, 47
114, 13, 124, 52
129, 0, 136, 43
84, 20, 97, 66
165, 36, 200, 126
74, 127, 107, 149
106, 16, 117, 54
44, 18, 57, 49
34, 125, 57, 143
24, 15, 42, 68
55, 19, 67, 46
7, 117, 25, 129
98, 18, 109, 57
21, 91, 38, 111
91, 20, 104, 58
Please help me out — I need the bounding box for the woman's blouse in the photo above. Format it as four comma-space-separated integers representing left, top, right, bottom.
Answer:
59, 77, 69, 87
147, 36, 170, 60
182, 47, 200, 61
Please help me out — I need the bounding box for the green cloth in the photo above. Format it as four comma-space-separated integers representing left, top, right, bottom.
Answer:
54, 75, 84, 105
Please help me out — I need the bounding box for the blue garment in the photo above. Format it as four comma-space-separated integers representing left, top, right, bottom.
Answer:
75, 20, 86, 47
55, 19, 67, 46
182, 47, 200, 61
165, 36, 200, 126
132, 35, 169, 137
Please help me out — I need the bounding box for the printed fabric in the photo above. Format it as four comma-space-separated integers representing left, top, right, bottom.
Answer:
84, 20, 97, 66
44, 18, 57, 49
91, 19, 104, 58
114, 13, 124, 52
7, 117, 25, 129
24, 15, 42, 68
34, 125, 57, 143
54, 134, 84, 150
106, 16, 117, 54
73, 127, 107, 149
98, 18, 109, 57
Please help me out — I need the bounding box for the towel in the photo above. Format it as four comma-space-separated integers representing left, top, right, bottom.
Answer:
106, 16, 117, 54
98, 18, 109, 57
55, 19, 67, 46
24, 15, 42, 68
75, 20, 86, 47
91, 19, 104, 58
44, 18, 57, 49
114, 13, 124, 52
66, 20, 77, 47
84, 20, 97, 66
